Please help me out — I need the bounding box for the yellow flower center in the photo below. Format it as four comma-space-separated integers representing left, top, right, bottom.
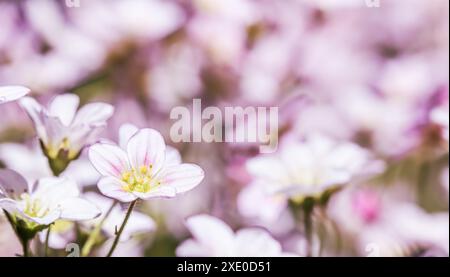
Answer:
121, 164, 161, 193
47, 138, 78, 159
21, 194, 50, 218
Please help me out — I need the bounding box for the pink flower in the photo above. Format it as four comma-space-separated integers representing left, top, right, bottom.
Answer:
88, 125, 204, 202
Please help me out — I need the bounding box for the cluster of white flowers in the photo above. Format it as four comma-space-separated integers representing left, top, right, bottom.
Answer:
0, 90, 205, 257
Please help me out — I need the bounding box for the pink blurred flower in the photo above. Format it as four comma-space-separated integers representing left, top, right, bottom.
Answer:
328, 186, 449, 256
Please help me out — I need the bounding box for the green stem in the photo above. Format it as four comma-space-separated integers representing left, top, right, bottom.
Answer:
82, 201, 118, 257
44, 225, 51, 257
302, 198, 315, 257
21, 239, 31, 257
304, 208, 313, 257
3, 210, 32, 257
106, 200, 137, 257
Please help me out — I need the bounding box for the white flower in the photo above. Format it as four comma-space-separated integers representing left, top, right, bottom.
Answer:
176, 214, 295, 257
84, 192, 155, 241
88, 125, 204, 202
39, 192, 156, 249
0, 142, 101, 188
19, 94, 114, 161
246, 134, 383, 199
0, 169, 100, 226
0, 86, 30, 104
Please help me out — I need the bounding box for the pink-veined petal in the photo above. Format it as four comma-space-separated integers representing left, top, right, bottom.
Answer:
160, 163, 204, 194
127, 128, 166, 173
88, 143, 130, 178
0, 86, 30, 104
48, 94, 80, 126
97, 176, 137, 202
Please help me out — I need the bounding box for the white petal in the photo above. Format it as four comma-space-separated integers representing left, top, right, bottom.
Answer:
41, 113, 67, 148
0, 198, 21, 214
19, 97, 48, 143
33, 177, 79, 200
237, 183, 286, 223
0, 169, 30, 199
165, 146, 182, 166
73, 102, 114, 127
0, 86, 30, 104
103, 210, 155, 241
119, 123, 139, 149
246, 156, 290, 184
185, 215, 235, 254
160, 163, 204, 194
49, 94, 79, 126
234, 228, 282, 256
127, 128, 166, 173
121, 211, 155, 238
176, 239, 209, 257
60, 198, 101, 221
89, 143, 130, 178
97, 176, 137, 202
68, 123, 104, 154
132, 185, 177, 199
27, 209, 61, 226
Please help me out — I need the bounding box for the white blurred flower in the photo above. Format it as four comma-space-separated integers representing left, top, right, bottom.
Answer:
84, 192, 155, 241
0, 169, 100, 226
246, 134, 383, 199
89, 125, 204, 202
39, 192, 156, 249
176, 214, 295, 257
0, 143, 100, 187
19, 94, 114, 174
0, 86, 29, 104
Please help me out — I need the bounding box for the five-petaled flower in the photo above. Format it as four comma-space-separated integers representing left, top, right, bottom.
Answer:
246, 134, 384, 202
19, 94, 114, 175
88, 125, 204, 202
0, 86, 30, 104
0, 169, 100, 226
